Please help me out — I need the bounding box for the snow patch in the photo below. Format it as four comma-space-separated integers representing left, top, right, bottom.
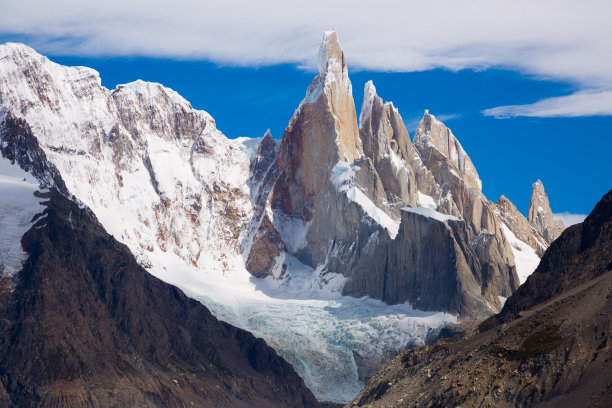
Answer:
417, 191, 437, 210
0, 156, 46, 276
233, 136, 263, 163
402, 206, 461, 223
501, 224, 540, 283
303, 76, 324, 104
272, 211, 311, 253
331, 160, 358, 188
347, 186, 400, 238
332, 162, 400, 238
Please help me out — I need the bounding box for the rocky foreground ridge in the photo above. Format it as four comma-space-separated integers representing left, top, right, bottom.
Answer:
348, 190, 612, 407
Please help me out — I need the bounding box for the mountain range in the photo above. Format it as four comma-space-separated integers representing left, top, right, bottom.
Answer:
0, 32, 591, 405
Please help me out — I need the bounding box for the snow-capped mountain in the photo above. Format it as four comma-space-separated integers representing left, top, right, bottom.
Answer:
0, 113, 320, 408
0, 42, 252, 278
0, 33, 564, 403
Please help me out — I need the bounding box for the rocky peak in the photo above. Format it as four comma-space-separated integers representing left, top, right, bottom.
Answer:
317, 31, 346, 76
305, 30, 361, 162
111, 80, 211, 143
359, 81, 412, 157
252, 130, 277, 169
414, 110, 482, 192
358, 80, 381, 127
273, 31, 362, 219
250, 130, 279, 199
496, 194, 547, 256
528, 179, 564, 243
413, 111, 495, 232
358, 81, 420, 209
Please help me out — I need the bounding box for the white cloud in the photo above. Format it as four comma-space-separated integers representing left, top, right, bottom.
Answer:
482, 89, 612, 118
1, 0, 611, 117
554, 212, 587, 227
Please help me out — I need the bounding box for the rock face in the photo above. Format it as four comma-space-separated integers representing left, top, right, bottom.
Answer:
528, 179, 565, 244
341, 208, 516, 317
272, 31, 362, 222
496, 194, 548, 256
0, 119, 320, 408
349, 190, 612, 408
358, 81, 438, 213
245, 33, 526, 318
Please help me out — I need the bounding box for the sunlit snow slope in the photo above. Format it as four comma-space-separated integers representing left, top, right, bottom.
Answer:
501, 224, 541, 283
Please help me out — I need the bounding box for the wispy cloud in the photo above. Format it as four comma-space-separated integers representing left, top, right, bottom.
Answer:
554, 212, 587, 227
483, 89, 612, 118
434, 113, 461, 122
1, 1, 611, 117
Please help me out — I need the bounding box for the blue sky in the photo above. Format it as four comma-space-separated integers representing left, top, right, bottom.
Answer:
1, 0, 610, 219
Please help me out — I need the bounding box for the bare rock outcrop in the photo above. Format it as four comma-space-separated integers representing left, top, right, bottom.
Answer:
528, 179, 565, 244
496, 194, 548, 256
272, 31, 363, 221
358, 81, 439, 214
341, 208, 517, 318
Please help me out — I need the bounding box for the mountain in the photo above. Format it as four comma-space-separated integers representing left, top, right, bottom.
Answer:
0, 113, 319, 407
0, 34, 566, 403
528, 180, 565, 244
245, 32, 554, 318
348, 190, 612, 407
496, 194, 547, 257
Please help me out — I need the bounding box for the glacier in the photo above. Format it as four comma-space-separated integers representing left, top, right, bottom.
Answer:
145, 248, 455, 403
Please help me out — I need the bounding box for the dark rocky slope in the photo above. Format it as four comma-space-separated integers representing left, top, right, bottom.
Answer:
0, 188, 319, 408
348, 190, 612, 408
0, 116, 319, 407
